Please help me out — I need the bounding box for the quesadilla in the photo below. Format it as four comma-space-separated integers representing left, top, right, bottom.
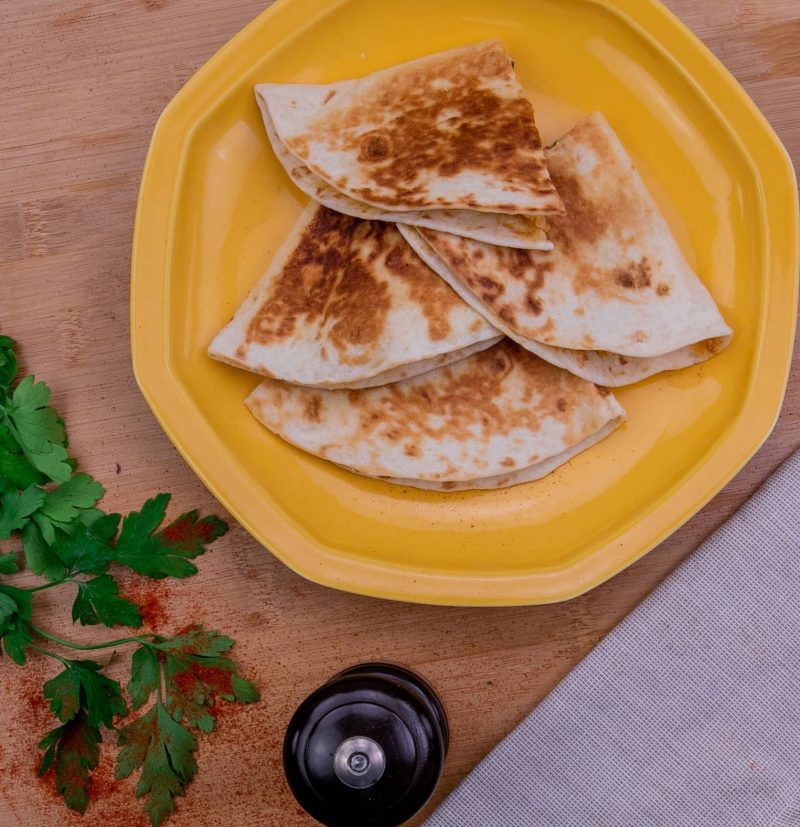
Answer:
398, 113, 733, 386
245, 340, 625, 490
209, 201, 501, 389
255, 41, 563, 249
257, 92, 551, 250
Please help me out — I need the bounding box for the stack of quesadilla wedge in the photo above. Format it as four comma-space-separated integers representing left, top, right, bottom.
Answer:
398, 113, 732, 386
209, 43, 731, 491
209, 202, 501, 389
245, 340, 625, 491
255, 41, 563, 250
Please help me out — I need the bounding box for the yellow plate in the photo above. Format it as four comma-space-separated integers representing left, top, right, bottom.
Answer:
131, 0, 798, 606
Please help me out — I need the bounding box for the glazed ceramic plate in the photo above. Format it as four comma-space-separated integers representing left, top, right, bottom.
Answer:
131, 0, 798, 605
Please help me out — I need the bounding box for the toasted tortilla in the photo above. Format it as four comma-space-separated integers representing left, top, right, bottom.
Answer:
209, 202, 500, 388
255, 41, 564, 219
398, 113, 732, 386
245, 340, 625, 490
256, 96, 552, 250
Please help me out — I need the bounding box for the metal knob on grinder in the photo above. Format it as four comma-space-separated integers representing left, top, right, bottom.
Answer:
283, 663, 449, 827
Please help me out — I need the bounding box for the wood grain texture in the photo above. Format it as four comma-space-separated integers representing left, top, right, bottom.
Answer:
0, 1, 797, 825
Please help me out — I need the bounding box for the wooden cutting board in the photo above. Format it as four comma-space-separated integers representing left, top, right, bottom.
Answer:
0, 1, 797, 825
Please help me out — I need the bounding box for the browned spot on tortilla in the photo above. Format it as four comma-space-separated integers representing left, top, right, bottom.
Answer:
531, 318, 555, 341
572, 256, 653, 299
595, 384, 611, 397
323, 89, 336, 105
383, 240, 461, 340
631, 330, 648, 343
618, 355, 629, 365
500, 457, 515, 467
359, 132, 392, 161
580, 334, 595, 348
473, 274, 504, 301
304, 395, 322, 422
572, 264, 608, 295
419, 231, 551, 329
469, 319, 483, 332
498, 306, 516, 326
542, 115, 641, 269
441, 481, 456, 490
698, 336, 725, 355
235, 345, 246, 359
343, 341, 607, 465
527, 297, 543, 315
545, 169, 607, 253
301, 43, 560, 212
574, 307, 585, 316
614, 258, 652, 290
404, 443, 419, 457
245, 207, 391, 364
656, 282, 670, 296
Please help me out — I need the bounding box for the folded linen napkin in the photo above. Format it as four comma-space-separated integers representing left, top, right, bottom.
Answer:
425, 450, 800, 827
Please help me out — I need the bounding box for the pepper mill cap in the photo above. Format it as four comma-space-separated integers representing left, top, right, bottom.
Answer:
284, 663, 448, 827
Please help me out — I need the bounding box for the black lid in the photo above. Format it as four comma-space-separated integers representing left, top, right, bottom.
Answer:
284, 663, 448, 827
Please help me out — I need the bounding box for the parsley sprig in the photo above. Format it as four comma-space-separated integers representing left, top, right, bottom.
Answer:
0, 335, 259, 825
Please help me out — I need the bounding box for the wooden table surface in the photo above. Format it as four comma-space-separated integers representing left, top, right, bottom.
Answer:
1, 1, 798, 825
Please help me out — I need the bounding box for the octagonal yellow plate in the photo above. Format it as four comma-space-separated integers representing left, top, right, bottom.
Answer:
131, 0, 798, 606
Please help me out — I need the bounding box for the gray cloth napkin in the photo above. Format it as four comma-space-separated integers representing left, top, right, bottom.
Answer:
425, 450, 800, 827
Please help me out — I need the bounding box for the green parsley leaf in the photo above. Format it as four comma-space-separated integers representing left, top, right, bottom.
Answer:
44, 659, 128, 728
230, 673, 260, 704
0, 584, 32, 664
34, 473, 105, 544
0, 592, 19, 623
0, 483, 45, 539
38, 710, 100, 814
0, 621, 32, 665
128, 645, 160, 711
22, 521, 66, 581
111, 495, 227, 579
0, 552, 19, 575
156, 625, 234, 657
0, 336, 18, 388
51, 513, 120, 576
43, 665, 83, 723
72, 575, 142, 628
160, 627, 259, 733
3, 376, 71, 483
76, 506, 104, 528
0, 423, 41, 492
116, 701, 198, 827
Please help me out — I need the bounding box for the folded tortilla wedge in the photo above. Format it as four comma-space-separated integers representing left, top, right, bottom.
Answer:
209, 202, 501, 389
398, 113, 733, 386
245, 340, 625, 491
255, 41, 563, 250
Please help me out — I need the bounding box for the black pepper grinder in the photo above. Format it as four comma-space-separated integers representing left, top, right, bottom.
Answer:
283, 663, 449, 827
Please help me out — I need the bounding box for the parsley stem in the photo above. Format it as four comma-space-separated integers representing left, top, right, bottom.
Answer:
28, 623, 156, 651
27, 578, 71, 594
29, 642, 70, 665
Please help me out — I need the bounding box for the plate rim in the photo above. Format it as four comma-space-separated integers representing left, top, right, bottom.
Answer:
130, 0, 799, 606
